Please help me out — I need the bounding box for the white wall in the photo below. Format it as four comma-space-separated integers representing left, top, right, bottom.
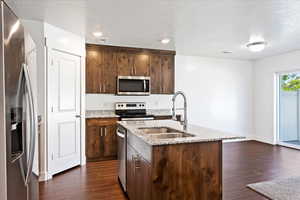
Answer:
175, 55, 253, 139
86, 94, 173, 110
253, 50, 300, 144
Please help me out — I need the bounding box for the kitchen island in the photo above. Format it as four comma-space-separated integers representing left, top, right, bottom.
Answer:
117, 120, 243, 200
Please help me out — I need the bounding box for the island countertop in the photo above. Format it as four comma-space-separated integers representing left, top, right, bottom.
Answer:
117, 120, 244, 146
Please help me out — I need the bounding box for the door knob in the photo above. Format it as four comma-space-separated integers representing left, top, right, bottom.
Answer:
75, 115, 81, 118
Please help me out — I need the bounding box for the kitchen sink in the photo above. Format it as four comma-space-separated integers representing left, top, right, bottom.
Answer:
138, 127, 184, 134
138, 127, 195, 139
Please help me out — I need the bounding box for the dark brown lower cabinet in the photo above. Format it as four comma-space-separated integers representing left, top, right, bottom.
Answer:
86, 118, 118, 161
127, 144, 151, 200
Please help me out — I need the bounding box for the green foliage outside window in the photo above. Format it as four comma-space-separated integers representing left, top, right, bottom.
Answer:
281, 73, 300, 91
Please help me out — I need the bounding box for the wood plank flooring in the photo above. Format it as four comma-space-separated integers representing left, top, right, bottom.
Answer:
40, 141, 300, 200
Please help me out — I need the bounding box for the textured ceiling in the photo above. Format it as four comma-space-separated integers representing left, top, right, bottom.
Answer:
6, 0, 300, 60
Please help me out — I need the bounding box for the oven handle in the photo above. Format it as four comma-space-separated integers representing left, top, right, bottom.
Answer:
117, 130, 125, 138
121, 117, 154, 121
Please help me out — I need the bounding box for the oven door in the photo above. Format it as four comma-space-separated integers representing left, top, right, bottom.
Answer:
117, 126, 127, 191
117, 76, 150, 95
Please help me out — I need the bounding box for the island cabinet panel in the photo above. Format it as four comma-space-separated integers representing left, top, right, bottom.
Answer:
86, 44, 175, 94
127, 144, 152, 200
151, 141, 222, 200
86, 118, 118, 161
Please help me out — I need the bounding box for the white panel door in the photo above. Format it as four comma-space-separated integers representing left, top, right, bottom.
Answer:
48, 50, 81, 175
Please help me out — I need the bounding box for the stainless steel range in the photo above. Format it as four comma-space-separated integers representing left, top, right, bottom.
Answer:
116, 102, 153, 192
115, 102, 154, 121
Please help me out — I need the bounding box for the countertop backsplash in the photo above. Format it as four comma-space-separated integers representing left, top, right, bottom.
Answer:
86, 94, 175, 110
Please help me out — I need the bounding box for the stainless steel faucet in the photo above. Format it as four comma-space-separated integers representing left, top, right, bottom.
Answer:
172, 91, 188, 130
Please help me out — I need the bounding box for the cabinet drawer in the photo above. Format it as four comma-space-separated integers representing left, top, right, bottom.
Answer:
86, 118, 118, 126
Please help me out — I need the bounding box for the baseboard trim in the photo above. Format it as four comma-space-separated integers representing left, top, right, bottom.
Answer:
223, 137, 252, 143
39, 171, 52, 182
252, 136, 275, 145
81, 156, 86, 166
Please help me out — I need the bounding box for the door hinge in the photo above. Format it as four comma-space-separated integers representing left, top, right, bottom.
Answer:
51, 153, 54, 160
51, 59, 54, 66
51, 106, 54, 112
44, 37, 47, 46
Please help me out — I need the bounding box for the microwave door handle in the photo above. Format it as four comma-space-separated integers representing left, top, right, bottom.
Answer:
143, 80, 146, 92
23, 63, 38, 185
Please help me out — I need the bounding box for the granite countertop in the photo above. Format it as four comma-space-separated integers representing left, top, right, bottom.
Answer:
86, 110, 119, 119
86, 109, 173, 119
146, 109, 172, 116
118, 120, 244, 146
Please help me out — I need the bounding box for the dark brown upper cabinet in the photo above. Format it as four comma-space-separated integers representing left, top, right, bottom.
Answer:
150, 54, 162, 94
150, 54, 175, 94
117, 51, 135, 76
134, 54, 150, 76
86, 45, 117, 93
86, 44, 175, 94
161, 55, 175, 94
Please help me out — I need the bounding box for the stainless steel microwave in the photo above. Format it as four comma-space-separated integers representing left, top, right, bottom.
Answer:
117, 76, 150, 95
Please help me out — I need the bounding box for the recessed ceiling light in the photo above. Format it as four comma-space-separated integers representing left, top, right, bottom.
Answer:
161, 38, 170, 44
222, 51, 232, 54
93, 32, 103, 37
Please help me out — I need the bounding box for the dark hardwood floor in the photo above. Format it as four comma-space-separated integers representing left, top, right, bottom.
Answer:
40, 141, 300, 200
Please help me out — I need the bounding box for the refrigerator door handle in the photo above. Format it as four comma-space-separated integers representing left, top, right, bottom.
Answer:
21, 63, 37, 186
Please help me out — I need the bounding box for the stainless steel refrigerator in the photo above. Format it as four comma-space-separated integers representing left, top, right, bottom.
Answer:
0, 1, 39, 200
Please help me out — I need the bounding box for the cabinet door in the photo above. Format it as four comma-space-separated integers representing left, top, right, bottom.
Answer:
161, 55, 174, 94
86, 126, 101, 160
103, 125, 117, 158
102, 49, 117, 93
134, 54, 150, 76
117, 51, 134, 76
86, 46, 103, 93
86, 118, 118, 161
150, 54, 162, 94
127, 144, 136, 200
127, 144, 152, 200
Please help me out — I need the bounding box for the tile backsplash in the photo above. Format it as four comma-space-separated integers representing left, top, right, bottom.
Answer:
86, 94, 174, 110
